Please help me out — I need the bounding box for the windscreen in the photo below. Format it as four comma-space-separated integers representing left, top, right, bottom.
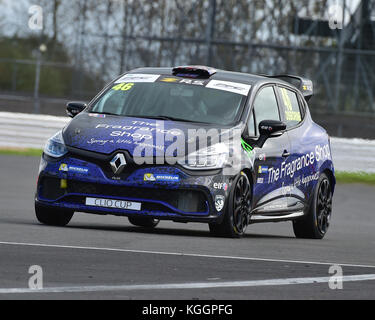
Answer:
90, 79, 248, 126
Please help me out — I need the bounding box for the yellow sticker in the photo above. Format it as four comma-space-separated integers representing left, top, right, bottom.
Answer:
112, 83, 134, 91
59, 163, 68, 172
144, 173, 156, 181
60, 179, 67, 189
285, 111, 302, 122
280, 88, 293, 111
160, 77, 179, 83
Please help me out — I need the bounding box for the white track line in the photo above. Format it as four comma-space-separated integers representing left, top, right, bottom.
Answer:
1, 241, 375, 269
1, 274, 375, 294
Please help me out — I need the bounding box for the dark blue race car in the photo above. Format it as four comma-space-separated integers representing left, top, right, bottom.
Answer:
35, 66, 335, 239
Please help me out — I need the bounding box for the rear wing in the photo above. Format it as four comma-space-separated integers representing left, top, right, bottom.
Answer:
263, 74, 314, 102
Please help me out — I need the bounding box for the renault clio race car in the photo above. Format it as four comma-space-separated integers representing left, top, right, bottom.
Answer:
35, 66, 335, 239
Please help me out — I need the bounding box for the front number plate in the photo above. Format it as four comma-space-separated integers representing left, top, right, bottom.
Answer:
85, 198, 142, 211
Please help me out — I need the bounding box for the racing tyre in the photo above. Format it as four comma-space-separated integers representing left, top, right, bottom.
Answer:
128, 216, 160, 228
293, 173, 332, 239
35, 204, 74, 227
209, 172, 251, 238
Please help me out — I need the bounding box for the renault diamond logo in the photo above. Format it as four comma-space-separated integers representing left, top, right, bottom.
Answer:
110, 153, 127, 175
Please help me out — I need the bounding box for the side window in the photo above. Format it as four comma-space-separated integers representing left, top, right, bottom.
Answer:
278, 87, 303, 128
253, 86, 280, 135
247, 110, 256, 137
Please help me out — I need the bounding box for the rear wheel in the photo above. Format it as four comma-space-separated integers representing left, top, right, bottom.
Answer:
209, 172, 252, 238
293, 173, 333, 239
35, 203, 74, 227
128, 216, 160, 228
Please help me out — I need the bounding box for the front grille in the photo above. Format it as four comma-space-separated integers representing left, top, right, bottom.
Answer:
66, 150, 144, 180
39, 177, 208, 213
68, 181, 208, 213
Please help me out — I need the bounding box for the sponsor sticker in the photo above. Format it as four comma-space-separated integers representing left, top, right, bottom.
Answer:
59, 163, 68, 172
60, 165, 89, 175
206, 80, 251, 96
144, 173, 180, 182
257, 178, 264, 184
259, 153, 266, 161
144, 173, 156, 182
303, 85, 313, 92
258, 166, 269, 174
158, 76, 208, 86
179, 79, 206, 86
213, 182, 228, 191
215, 195, 225, 212
70, 166, 89, 174
155, 174, 180, 182
285, 111, 302, 122
264, 202, 288, 211
115, 74, 160, 83
88, 113, 106, 118
159, 77, 180, 83
86, 197, 141, 211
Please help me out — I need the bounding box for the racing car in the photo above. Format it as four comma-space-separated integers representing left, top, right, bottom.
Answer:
35, 66, 335, 239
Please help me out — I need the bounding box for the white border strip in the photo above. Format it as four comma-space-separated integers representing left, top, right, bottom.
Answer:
1, 241, 375, 269
1, 274, 375, 294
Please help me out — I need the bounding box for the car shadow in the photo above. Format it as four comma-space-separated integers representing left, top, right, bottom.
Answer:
0, 217, 294, 240
64, 223, 295, 240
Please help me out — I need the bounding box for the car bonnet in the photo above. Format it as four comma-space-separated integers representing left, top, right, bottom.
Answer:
63, 112, 234, 157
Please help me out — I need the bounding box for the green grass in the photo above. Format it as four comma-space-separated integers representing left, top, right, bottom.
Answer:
335, 172, 375, 186
0, 148, 43, 157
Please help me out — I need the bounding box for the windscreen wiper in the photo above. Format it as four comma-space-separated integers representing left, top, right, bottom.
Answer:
90, 111, 120, 116
126, 115, 208, 124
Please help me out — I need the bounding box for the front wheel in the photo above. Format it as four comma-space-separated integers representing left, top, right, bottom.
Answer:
293, 173, 333, 239
35, 203, 74, 227
209, 172, 252, 238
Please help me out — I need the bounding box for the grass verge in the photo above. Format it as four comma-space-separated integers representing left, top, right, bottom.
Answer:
335, 171, 375, 186
0, 148, 43, 157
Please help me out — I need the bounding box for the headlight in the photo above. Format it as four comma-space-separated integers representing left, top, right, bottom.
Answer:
178, 143, 229, 170
44, 131, 68, 158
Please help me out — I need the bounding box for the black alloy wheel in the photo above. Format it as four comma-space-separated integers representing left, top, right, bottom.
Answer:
316, 178, 332, 235
293, 173, 333, 239
233, 173, 252, 235
209, 172, 252, 238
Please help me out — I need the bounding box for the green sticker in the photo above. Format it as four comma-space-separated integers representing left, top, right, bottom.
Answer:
241, 138, 254, 157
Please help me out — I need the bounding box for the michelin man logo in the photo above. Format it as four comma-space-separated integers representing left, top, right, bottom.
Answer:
144, 173, 156, 181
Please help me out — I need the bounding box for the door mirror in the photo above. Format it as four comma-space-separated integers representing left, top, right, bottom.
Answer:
256, 120, 286, 148
66, 101, 87, 118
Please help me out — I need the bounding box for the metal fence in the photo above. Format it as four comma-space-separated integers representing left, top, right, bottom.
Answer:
1, 0, 375, 120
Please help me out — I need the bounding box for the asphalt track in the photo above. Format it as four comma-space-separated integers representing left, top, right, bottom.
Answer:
0, 155, 374, 300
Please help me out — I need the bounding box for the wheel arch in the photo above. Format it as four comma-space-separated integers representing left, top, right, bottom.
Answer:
241, 168, 255, 199
323, 168, 336, 194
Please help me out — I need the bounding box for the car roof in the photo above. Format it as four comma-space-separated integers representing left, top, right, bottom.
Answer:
127, 67, 269, 86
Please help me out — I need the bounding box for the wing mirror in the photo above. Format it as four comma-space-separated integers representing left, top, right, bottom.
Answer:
66, 102, 87, 118
256, 120, 286, 148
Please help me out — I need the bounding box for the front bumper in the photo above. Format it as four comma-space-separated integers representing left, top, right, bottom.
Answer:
36, 153, 233, 223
